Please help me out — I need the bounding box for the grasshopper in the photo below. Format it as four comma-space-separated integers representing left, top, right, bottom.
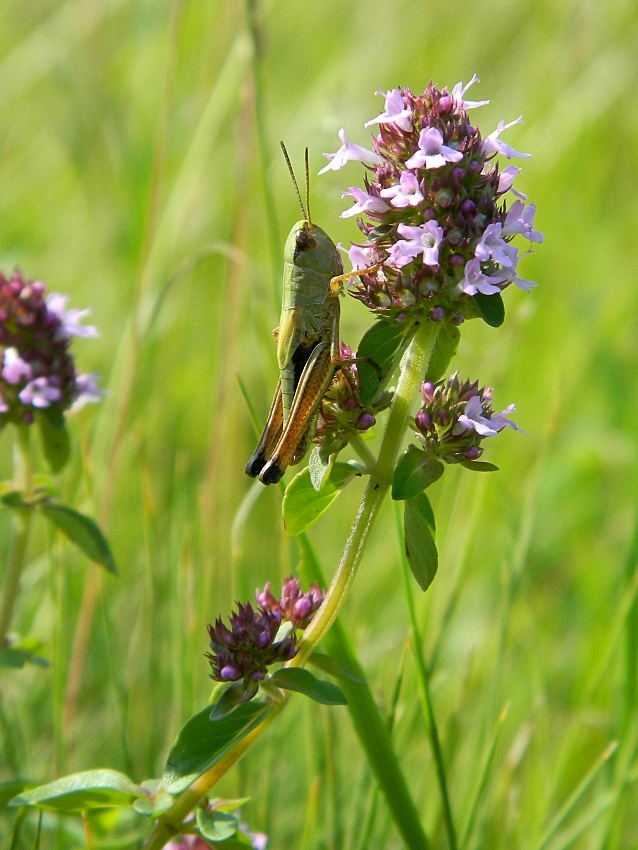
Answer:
245, 144, 345, 486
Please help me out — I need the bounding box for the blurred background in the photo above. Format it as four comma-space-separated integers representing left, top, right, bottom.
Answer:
1, 1, 637, 847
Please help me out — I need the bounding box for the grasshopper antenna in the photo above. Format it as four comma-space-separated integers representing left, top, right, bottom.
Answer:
304, 147, 312, 227
280, 140, 308, 222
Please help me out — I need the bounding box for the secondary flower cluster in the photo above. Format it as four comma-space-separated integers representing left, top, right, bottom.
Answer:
207, 578, 324, 684
414, 373, 521, 464
313, 343, 390, 456
0, 269, 101, 426
320, 77, 542, 320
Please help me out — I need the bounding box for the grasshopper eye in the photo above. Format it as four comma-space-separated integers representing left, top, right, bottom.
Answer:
294, 229, 316, 259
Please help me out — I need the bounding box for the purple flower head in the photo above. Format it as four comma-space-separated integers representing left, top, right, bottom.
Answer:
313, 341, 391, 457
255, 577, 325, 630
0, 270, 101, 428
319, 80, 541, 318
413, 372, 523, 465
206, 602, 297, 684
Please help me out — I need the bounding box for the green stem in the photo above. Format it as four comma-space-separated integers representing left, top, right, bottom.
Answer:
396, 502, 457, 850
299, 535, 430, 850
0, 425, 35, 647
145, 319, 439, 848
292, 319, 440, 665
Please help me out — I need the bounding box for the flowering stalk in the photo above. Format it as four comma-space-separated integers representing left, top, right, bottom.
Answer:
291, 319, 440, 665
0, 270, 103, 647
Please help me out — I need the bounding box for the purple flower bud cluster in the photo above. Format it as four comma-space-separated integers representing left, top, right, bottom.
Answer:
207, 579, 325, 684
313, 342, 391, 455
414, 373, 522, 464
321, 77, 542, 319
256, 576, 324, 629
207, 602, 297, 684
0, 269, 101, 426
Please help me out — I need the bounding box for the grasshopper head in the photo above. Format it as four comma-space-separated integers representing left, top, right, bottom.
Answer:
286, 220, 343, 278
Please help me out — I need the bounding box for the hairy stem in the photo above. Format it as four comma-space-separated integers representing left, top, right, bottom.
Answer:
0, 425, 35, 646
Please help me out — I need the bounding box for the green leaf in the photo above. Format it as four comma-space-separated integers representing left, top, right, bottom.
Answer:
308, 652, 367, 686
9, 770, 141, 814
0, 637, 49, 669
283, 462, 358, 536
474, 292, 505, 328
162, 701, 272, 795
0, 779, 31, 808
308, 446, 336, 491
392, 447, 444, 500
197, 808, 239, 842
357, 319, 410, 404
269, 668, 347, 705
460, 459, 499, 472
35, 406, 70, 473
0, 491, 31, 510
132, 790, 174, 817
36, 501, 117, 574
404, 492, 438, 592
424, 321, 460, 382
209, 680, 259, 721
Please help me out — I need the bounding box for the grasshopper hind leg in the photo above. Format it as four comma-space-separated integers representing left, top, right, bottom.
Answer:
245, 382, 284, 478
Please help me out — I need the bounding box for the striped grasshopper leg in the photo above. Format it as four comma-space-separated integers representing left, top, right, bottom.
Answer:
246, 340, 336, 486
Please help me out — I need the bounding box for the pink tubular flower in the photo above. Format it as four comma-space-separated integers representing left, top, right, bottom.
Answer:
387, 221, 443, 269
502, 200, 543, 243
47, 293, 99, 340
318, 128, 382, 174
379, 171, 424, 208
474, 223, 518, 268
365, 88, 413, 131
482, 117, 531, 159
460, 259, 506, 296
497, 165, 527, 199
340, 186, 390, 219
405, 127, 463, 170
448, 74, 490, 112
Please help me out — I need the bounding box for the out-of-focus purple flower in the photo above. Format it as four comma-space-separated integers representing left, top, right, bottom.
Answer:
0, 270, 101, 427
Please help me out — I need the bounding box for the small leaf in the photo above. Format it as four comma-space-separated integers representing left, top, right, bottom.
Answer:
0, 637, 49, 669
460, 459, 500, 472
163, 701, 272, 795
0, 491, 31, 510
197, 808, 239, 842
392, 447, 444, 500
132, 790, 174, 817
308, 652, 367, 686
424, 322, 460, 382
209, 680, 259, 721
269, 668, 347, 705
283, 462, 358, 536
308, 446, 336, 491
0, 779, 31, 808
404, 493, 438, 592
357, 319, 410, 404
36, 501, 117, 573
474, 292, 505, 328
35, 406, 70, 473
9, 770, 141, 814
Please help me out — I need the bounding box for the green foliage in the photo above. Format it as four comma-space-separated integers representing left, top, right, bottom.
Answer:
392, 446, 444, 500
403, 492, 438, 592
162, 703, 272, 795
36, 501, 117, 573
356, 318, 411, 403
9, 770, 141, 814
268, 668, 347, 705
2, 1, 637, 848
35, 406, 70, 473
282, 462, 359, 535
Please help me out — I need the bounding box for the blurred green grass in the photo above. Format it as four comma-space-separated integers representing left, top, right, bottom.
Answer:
1, 0, 638, 847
